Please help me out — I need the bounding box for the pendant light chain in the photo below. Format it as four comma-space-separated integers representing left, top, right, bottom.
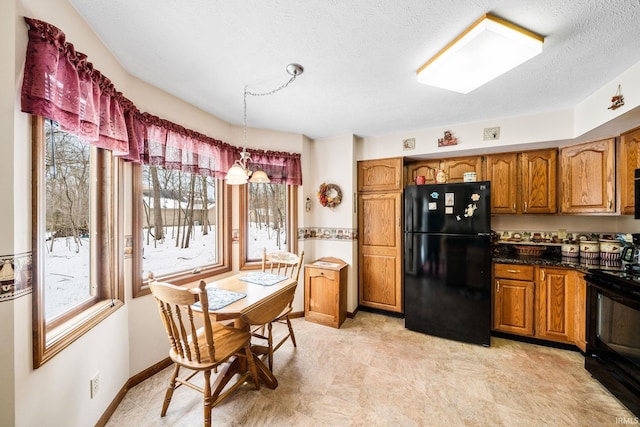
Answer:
226, 64, 303, 185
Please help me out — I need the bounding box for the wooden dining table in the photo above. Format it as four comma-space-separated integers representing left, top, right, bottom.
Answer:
197, 272, 297, 397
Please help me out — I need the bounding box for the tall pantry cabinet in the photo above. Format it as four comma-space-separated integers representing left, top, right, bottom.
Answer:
357, 158, 403, 313
620, 127, 640, 215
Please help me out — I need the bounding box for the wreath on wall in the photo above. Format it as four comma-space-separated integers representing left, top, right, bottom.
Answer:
317, 183, 342, 208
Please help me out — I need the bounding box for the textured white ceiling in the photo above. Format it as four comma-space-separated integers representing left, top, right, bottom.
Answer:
68, 0, 640, 139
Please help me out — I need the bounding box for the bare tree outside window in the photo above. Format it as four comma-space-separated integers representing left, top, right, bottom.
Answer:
246, 182, 288, 260
44, 120, 92, 320
141, 164, 218, 279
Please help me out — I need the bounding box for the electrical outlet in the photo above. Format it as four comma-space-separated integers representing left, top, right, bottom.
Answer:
90, 373, 100, 398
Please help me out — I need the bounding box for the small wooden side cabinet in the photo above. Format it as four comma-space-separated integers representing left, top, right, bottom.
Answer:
304, 257, 348, 328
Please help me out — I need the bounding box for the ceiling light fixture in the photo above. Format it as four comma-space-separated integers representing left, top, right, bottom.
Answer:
225, 63, 304, 185
416, 13, 543, 94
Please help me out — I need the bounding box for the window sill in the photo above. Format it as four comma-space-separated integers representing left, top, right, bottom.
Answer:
37, 299, 124, 368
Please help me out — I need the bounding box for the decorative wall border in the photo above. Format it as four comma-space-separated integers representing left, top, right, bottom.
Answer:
0, 251, 33, 302
298, 227, 357, 241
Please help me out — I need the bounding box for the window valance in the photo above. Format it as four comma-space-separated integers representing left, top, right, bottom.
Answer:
20, 17, 302, 185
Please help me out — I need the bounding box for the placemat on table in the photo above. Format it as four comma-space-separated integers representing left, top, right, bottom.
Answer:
239, 272, 288, 286
193, 288, 246, 311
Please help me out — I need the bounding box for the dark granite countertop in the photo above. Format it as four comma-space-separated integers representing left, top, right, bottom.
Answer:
492, 244, 624, 273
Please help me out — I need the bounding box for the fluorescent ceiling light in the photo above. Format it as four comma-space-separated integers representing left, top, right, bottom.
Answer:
416, 14, 544, 94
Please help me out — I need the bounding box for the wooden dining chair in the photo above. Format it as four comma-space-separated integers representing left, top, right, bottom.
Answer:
148, 275, 259, 427
253, 249, 304, 370
244, 282, 298, 375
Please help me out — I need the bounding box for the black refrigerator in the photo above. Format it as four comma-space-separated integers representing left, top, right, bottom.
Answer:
404, 181, 492, 346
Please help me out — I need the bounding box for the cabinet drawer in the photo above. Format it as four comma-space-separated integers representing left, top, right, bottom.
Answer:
494, 263, 534, 281
306, 267, 339, 281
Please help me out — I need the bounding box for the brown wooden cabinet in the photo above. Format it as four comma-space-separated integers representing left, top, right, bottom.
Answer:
304, 258, 348, 328
443, 156, 484, 183
493, 263, 535, 336
485, 153, 518, 214
560, 139, 615, 213
357, 192, 403, 312
357, 157, 403, 192
357, 158, 403, 313
485, 149, 557, 214
574, 272, 587, 352
620, 127, 640, 215
405, 160, 441, 185
494, 263, 583, 348
406, 156, 483, 185
536, 267, 575, 344
521, 149, 557, 214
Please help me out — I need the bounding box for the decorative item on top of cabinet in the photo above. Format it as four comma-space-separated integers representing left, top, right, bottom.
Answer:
304, 257, 348, 328
357, 157, 403, 192
437, 130, 458, 147
559, 139, 615, 214
608, 84, 625, 110
620, 127, 640, 215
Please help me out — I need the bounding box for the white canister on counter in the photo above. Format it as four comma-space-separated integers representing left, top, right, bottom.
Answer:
561, 242, 579, 258
599, 240, 621, 260
579, 241, 600, 259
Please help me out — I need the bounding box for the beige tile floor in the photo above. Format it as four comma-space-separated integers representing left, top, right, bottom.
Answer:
106, 311, 635, 426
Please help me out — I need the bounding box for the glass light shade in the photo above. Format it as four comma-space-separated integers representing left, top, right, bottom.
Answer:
225, 164, 249, 185
249, 170, 270, 184
416, 14, 543, 94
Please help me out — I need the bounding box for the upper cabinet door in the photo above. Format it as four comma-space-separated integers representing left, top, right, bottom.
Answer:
560, 139, 615, 214
521, 149, 557, 214
486, 153, 518, 214
406, 160, 440, 185
357, 157, 403, 192
620, 127, 640, 215
442, 156, 483, 183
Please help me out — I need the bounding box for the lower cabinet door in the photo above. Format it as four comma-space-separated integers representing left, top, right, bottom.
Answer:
493, 278, 535, 336
305, 267, 339, 327
537, 268, 575, 344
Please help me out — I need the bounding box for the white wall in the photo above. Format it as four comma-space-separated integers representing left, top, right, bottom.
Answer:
307, 135, 359, 311
1, 0, 18, 424
3, 1, 640, 426
356, 109, 576, 161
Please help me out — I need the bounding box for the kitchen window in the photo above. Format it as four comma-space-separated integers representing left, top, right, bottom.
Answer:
240, 183, 298, 268
131, 164, 231, 297
32, 116, 123, 368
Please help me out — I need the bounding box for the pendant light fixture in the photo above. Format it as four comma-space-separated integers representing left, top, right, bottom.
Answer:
225, 63, 304, 185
